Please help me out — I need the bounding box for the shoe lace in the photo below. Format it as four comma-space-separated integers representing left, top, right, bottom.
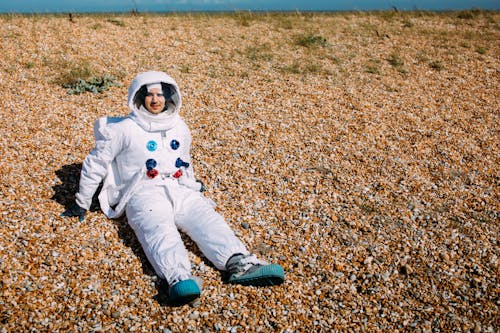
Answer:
227, 254, 268, 274
167, 273, 194, 287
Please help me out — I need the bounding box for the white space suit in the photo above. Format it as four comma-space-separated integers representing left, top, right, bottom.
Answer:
75, 71, 248, 284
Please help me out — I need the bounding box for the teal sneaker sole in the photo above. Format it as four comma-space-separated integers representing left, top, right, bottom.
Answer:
228, 264, 285, 286
168, 279, 201, 306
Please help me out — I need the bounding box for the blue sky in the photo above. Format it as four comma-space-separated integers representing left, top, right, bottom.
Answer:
0, 0, 498, 13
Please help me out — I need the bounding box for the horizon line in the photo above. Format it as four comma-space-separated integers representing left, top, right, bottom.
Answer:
1, 7, 497, 15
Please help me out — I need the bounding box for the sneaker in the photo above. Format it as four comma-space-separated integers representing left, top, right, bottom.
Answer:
168, 279, 201, 306
226, 254, 285, 286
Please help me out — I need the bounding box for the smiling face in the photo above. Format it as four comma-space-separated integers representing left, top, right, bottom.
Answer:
144, 87, 166, 114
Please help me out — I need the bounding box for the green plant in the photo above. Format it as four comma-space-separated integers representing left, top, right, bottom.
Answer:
380, 10, 397, 21
281, 62, 302, 74
180, 64, 191, 73
387, 53, 404, 67
57, 60, 94, 86
305, 63, 321, 74
63, 75, 120, 94
246, 45, 273, 61
279, 61, 323, 75
276, 17, 293, 30
387, 53, 408, 74
295, 34, 328, 48
365, 64, 380, 74
107, 18, 125, 26
429, 60, 444, 71
476, 46, 486, 54
457, 10, 474, 19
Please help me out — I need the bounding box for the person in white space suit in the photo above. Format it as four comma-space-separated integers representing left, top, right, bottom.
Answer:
62, 71, 284, 306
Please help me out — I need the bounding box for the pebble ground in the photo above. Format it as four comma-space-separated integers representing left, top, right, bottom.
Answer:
0, 11, 498, 333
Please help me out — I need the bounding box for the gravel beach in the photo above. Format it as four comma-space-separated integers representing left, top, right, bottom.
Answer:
0, 11, 498, 332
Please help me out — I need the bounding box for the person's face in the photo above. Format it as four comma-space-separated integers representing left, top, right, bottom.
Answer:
144, 88, 165, 114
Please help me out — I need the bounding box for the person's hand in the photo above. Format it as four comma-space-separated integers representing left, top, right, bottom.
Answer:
196, 180, 206, 192
61, 202, 87, 222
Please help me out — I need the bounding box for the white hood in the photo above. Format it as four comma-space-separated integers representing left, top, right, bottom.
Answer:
127, 71, 183, 131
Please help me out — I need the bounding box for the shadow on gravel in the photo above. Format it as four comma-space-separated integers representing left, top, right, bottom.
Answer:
51, 163, 100, 212
52, 163, 215, 306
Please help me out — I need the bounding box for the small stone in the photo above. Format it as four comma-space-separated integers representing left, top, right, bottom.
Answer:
241, 222, 250, 229
399, 264, 413, 275
439, 251, 450, 261
363, 256, 374, 266
190, 299, 202, 308
111, 311, 120, 319
189, 311, 200, 320
334, 262, 345, 271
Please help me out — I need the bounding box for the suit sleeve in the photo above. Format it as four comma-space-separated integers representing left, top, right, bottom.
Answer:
75, 123, 123, 210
